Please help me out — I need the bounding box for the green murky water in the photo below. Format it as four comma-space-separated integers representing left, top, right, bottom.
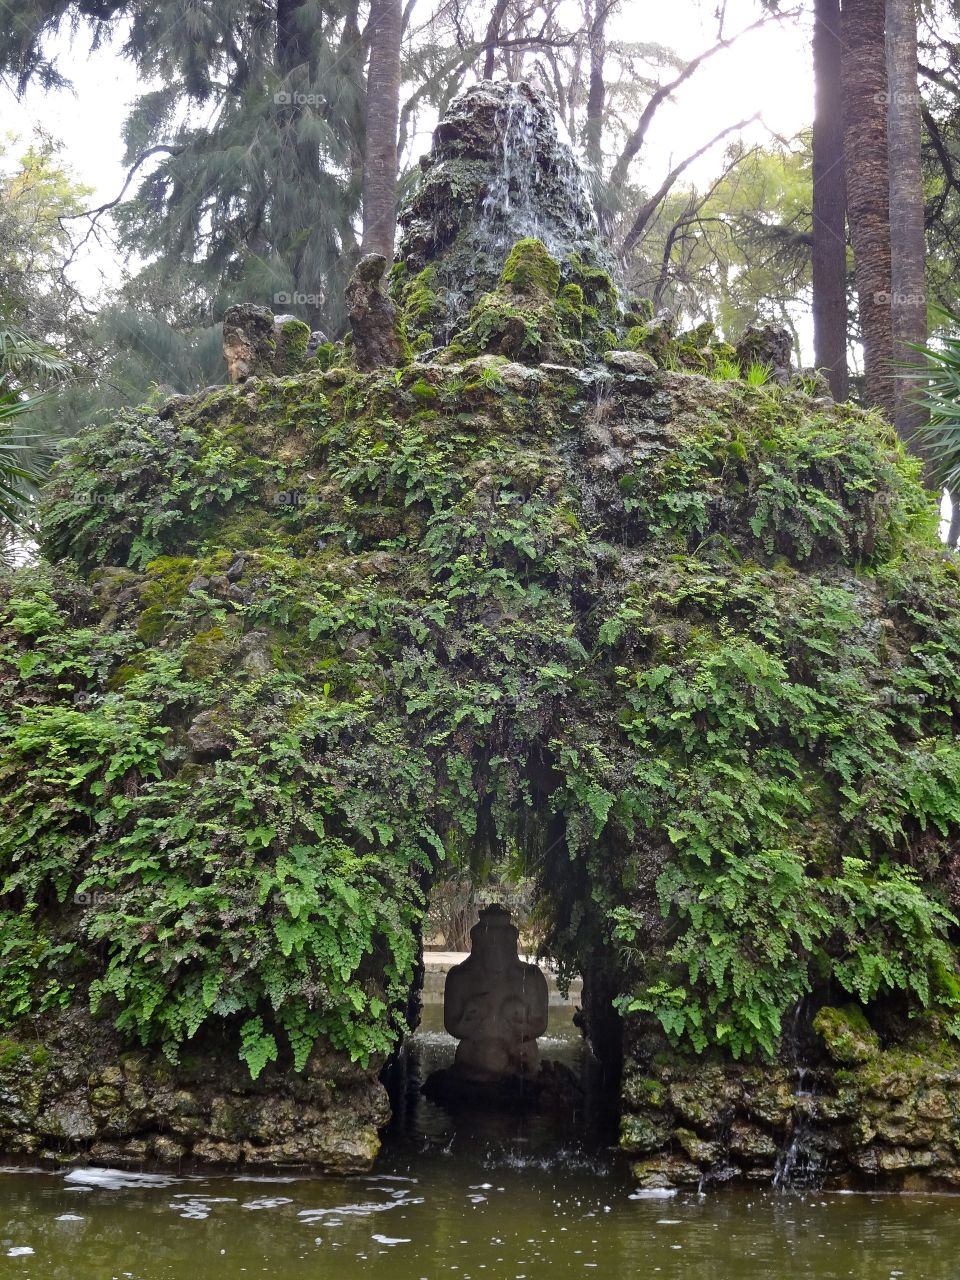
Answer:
1, 1002, 955, 1279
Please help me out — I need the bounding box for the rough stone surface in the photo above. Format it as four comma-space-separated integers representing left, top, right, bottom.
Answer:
0, 1014, 388, 1173
394, 79, 613, 342
223, 304, 276, 383
620, 1026, 960, 1190
604, 349, 658, 377
734, 324, 794, 383
346, 253, 407, 371
223, 305, 313, 383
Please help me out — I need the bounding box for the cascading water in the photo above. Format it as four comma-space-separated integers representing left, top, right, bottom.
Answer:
395, 79, 617, 342
772, 1003, 826, 1190
476, 83, 600, 264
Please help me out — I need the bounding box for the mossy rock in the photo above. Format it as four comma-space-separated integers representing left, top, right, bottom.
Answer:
273, 318, 311, 376
814, 1005, 880, 1066
451, 239, 594, 364
620, 1110, 672, 1155
500, 238, 562, 298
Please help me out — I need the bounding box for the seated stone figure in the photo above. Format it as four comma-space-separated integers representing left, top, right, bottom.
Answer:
444, 905, 549, 1083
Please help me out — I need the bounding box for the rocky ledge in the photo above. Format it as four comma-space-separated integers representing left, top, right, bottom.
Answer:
622, 1008, 960, 1191
0, 1012, 387, 1173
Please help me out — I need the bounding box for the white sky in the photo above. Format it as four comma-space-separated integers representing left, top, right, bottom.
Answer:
0, 0, 814, 303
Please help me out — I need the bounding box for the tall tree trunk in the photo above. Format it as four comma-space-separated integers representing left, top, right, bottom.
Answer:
886, 0, 928, 447
275, 0, 325, 327
842, 0, 895, 417
361, 0, 402, 260
584, 0, 606, 172
948, 491, 960, 550
812, 0, 849, 401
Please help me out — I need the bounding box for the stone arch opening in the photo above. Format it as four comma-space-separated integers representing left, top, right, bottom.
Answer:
381, 764, 627, 1152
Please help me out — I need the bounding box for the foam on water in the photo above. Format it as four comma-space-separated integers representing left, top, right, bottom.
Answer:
65, 1167, 181, 1190
241, 1197, 294, 1210
298, 1197, 424, 1223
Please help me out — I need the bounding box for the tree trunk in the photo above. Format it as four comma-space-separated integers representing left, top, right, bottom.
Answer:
948, 491, 960, 549
361, 0, 402, 260
886, 0, 928, 446
275, 0, 325, 327
842, 0, 895, 417
812, 0, 849, 401
482, 0, 510, 80
584, 0, 606, 172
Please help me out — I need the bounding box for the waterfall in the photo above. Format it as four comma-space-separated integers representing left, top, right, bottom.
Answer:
772, 1065, 824, 1190
474, 82, 600, 267
395, 79, 617, 340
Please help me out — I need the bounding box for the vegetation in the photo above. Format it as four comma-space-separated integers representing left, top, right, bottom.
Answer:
0, 242, 957, 1077
910, 311, 960, 490
0, 325, 71, 548
1, 0, 960, 1107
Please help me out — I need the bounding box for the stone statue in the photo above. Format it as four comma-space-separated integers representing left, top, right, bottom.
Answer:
444, 905, 549, 1083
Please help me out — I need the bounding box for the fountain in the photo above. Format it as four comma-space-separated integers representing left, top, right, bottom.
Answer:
394, 79, 615, 343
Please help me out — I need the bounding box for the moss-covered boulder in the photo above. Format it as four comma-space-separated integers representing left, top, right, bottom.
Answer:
445, 238, 615, 364
814, 1005, 880, 1066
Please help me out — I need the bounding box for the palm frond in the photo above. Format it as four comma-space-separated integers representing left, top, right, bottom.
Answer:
908, 309, 960, 490
0, 327, 72, 387
0, 387, 54, 535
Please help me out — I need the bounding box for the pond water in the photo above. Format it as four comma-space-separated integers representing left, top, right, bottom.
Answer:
1, 998, 956, 1279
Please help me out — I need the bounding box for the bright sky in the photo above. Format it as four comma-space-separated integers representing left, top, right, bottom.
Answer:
0, 0, 815, 302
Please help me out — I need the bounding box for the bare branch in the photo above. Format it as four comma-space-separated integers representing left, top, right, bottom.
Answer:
608, 10, 797, 192
621, 114, 761, 255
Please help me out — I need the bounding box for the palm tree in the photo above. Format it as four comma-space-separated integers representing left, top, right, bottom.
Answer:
812, 0, 848, 402
886, 0, 928, 445
842, 0, 895, 419
360, 0, 402, 259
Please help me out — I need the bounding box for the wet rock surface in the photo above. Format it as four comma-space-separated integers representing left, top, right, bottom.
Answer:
346, 253, 407, 371
621, 1010, 960, 1191
394, 79, 613, 343
222, 304, 312, 382
0, 1012, 388, 1174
